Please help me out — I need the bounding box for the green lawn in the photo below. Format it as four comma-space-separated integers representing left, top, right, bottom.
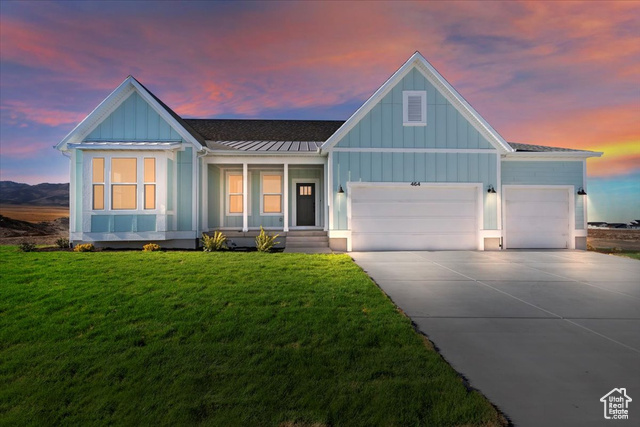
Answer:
589, 248, 640, 260
0, 247, 503, 426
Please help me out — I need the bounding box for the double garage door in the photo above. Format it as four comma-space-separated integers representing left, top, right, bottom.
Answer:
350, 185, 480, 251
349, 184, 573, 251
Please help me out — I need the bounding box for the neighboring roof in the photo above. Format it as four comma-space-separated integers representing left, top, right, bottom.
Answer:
321, 51, 515, 153
508, 142, 592, 153
184, 119, 344, 144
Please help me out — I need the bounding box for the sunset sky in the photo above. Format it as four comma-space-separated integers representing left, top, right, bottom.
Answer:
1, 1, 638, 222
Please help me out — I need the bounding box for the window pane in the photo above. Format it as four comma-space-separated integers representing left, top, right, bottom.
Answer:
263, 195, 281, 213
112, 185, 137, 209
229, 175, 243, 193
229, 194, 243, 213
112, 158, 137, 183
263, 175, 281, 194
93, 184, 104, 210
92, 158, 104, 183
144, 158, 155, 183
144, 184, 156, 210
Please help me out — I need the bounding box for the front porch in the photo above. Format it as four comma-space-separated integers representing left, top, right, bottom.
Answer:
203, 156, 327, 233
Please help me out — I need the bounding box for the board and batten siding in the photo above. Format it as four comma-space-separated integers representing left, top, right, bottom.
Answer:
176, 148, 193, 231
334, 68, 494, 150
85, 92, 183, 142
331, 151, 498, 230
501, 161, 585, 229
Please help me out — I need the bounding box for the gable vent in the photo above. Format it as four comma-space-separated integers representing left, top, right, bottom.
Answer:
403, 91, 426, 126
407, 96, 422, 122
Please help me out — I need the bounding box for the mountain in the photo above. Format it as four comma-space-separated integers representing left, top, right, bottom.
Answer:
0, 181, 69, 206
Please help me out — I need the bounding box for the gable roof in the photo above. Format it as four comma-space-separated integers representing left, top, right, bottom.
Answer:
55, 76, 203, 151
321, 52, 515, 153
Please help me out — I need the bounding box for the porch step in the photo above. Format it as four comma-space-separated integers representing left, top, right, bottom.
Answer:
285, 231, 330, 250
285, 230, 328, 237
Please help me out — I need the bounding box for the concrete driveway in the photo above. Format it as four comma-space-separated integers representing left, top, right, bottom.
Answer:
352, 251, 640, 427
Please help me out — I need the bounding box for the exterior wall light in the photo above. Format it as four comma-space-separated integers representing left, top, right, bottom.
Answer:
577, 187, 587, 195
487, 185, 497, 194
337, 185, 345, 194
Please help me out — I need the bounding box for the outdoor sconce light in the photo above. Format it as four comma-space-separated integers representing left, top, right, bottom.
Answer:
487, 185, 497, 194
337, 185, 345, 194
577, 187, 587, 195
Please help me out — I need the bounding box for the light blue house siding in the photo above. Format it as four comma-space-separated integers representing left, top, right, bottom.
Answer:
176, 148, 193, 231
332, 151, 498, 230
85, 92, 182, 141
330, 67, 499, 231
90, 215, 157, 233
207, 165, 323, 229
501, 161, 585, 229
335, 68, 493, 150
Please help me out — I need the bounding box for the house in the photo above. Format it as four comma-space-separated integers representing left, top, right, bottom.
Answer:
55, 52, 602, 251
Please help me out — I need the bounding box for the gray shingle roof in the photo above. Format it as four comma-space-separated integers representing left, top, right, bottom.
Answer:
508, 142, 589, 152
183, 119, 344, 151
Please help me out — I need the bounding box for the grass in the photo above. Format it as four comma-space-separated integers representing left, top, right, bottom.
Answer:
588, 246, 640, 260
0, 247, 503, 426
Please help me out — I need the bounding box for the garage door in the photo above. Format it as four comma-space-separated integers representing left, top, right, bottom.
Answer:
350, 185, 480, 251
504, 187, 571, 249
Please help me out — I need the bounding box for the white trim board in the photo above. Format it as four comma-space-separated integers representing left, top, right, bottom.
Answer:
321, 52, 514, 153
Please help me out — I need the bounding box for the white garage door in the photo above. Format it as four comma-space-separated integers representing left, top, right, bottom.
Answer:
350, 185, 480, 251
505, 187, 571, 249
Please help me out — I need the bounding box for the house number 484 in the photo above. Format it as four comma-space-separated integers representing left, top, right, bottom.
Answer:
410, 182, 421, 186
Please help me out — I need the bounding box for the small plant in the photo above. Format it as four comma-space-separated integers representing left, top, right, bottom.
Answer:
202, 231, 227, 251
56, 237, 70, 249
18, 242, 37, 252
255, 226, 279, 253
142, 243, 161, 252
74, 243, 95, 252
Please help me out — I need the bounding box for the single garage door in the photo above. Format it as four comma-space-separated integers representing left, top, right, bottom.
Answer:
350, 184, 480, 251
504, 187, 571, 249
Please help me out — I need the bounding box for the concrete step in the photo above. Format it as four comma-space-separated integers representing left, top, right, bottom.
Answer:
286, 236, 328, 243
285, 230, 327, 237
286, 241, 330, 248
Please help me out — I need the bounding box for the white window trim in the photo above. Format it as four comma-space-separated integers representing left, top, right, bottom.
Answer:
225, 170, 251, 217
86, 152, 163, 215
259, 171, 284, 216
403, 90, 427, 126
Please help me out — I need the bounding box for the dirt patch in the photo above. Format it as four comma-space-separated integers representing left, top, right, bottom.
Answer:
0, 204, 69, 223
0, 215, 68, 246
588, 229, 640, 251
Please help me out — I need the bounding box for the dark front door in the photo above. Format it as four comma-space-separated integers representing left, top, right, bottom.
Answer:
296, 183, 315, 226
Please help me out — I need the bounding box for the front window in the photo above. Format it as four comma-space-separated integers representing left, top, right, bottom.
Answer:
92, 158, 105, 210
261, 173, 282, 214
144, 158, 156, 210
111, 158, 137, 210
228, 173, 244, 214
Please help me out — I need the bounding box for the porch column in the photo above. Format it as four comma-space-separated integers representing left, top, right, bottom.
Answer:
242, 162, 248, 232
283, 163, 289, 232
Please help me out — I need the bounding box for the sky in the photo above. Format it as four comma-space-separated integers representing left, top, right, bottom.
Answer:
0, 0, 638, 222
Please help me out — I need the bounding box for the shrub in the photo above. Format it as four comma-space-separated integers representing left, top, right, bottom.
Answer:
586, 243, 596, 251
202, 231, 227, 251
56, 237, 70, 249
74, 243, 95, 252
18, 242, 37, 252
255, 226, 279, 253
142, 243, 161, 252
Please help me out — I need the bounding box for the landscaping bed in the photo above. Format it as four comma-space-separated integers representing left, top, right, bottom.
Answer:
0, 247, 504, 426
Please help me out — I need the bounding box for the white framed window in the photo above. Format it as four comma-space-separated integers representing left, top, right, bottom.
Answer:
88, 153, 161, 213
403, 90, 427, 126
143, 158, 156, 210
92, 157, 105, 210
260, 172, 283, 215
111, 158, 137, 210
225, 171, 251, 216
